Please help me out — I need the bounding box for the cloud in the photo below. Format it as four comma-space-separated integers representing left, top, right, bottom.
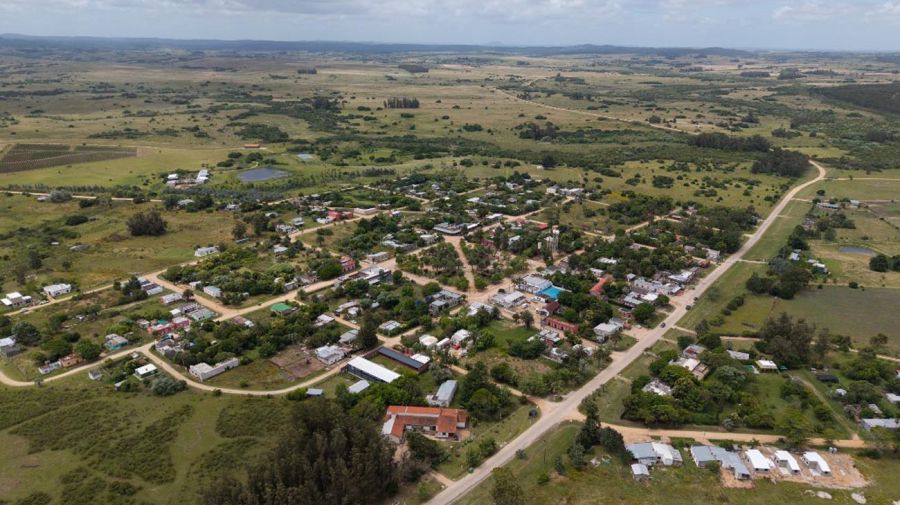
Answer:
772, 1, 853, 22
866, 1, 900, 20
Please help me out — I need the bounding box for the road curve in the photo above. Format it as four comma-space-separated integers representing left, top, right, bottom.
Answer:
427, 161, 827, 505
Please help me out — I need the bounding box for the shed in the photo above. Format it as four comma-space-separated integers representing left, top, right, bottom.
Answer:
745, 449, 772, 472
631, 463, 650, 480
774, 450, 801, 474
802, 451, 831, 475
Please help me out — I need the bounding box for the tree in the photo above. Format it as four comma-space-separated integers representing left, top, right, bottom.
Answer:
869, 333, 888, 350
201, 400, 398, 505
126, 210, 167, 236
869, 254, 890, 272
74, 340, 102, 360
633, 303, 655, 324
358, 314, 379, 350
520, 311, 534, 329
758, 312, 814, 367
775, 408, 814, 447
11, 322, 41, 346
232, 221, 247, 241
568, 442, 586, 469
813, 329, 830, 364
491, 467, 526, 505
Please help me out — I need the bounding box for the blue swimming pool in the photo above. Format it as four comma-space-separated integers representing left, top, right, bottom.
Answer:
539, 286, 564, 300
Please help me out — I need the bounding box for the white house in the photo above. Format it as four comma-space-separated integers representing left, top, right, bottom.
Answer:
315, 345, 345, 366
801, 451, 831, 475
189, 357, 240, 381
1, 291, 33, 308
427, 380, 458, 407
756, 359, 778, 372
774, 450, 801, 474
745, 449, 773, 473
203, 285, 222, 299
134, 364, 158, 379
43, 283, 72, 298
194, 246, 219, 258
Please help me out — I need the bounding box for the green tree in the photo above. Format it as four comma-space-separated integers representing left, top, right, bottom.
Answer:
74, 340, 102, 360
491, 467, 526, 505
358, 314, 379, 350
633, 303, 655, 324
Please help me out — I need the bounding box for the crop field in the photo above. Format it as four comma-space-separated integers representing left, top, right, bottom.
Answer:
0, 143, 138, 173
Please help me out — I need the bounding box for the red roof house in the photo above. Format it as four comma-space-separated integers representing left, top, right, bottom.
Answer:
382, 406, 469, 443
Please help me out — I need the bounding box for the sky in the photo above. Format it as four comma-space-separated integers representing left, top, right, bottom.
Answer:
1, 0, 899, 51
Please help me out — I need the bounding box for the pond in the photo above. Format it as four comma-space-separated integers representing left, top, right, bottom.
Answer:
238, 167, 289, 182
838, 245, 878, 257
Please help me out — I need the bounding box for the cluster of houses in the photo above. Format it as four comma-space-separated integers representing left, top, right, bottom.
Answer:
788, 249, 829, 275
166, 168, 211, 187
626, 441, 835, 482
2, 283, 73, 309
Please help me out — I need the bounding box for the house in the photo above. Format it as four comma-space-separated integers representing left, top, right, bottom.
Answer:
626, 443, 682, 467
427, 380, 458, 407
519, 275, 552, 294
39, 361, 61, 375
160, 292, 184, 306
0, 337, 22, 358
367, 251, 390, 263
188, 308, 215, 322
690, 445, 751, 480
745, 449, 773, 473
43, 283, 72, 298
340, 256, 357, 272
802, 451, 831, 475
1, 291, 33, 308
631, 463, 651, 481
59, 353, 82, 368
756, 359, 778, 372
668, 269, 696, 284
105, 333, 129, 351
344, 357, 400, 384
672, 357, 709, 380
774, 450, 801, 474
593, 321, 623, 342
381, 406, 469, 443
641, 378, 673, 396
339, 329, 359, 346
537, 328, 563, 346
202, 285, 222, 299
379, 320, 402, 335
271, 302, 297, 316
433, 222, 464, 235
589, 277, 609, 298
465, 302, 495, 317
354, 207, 378, 216
315, 345, 346, 366
419, 334, 438, 349
378, 347, 429, 373
314, 314, 336, 327
306, 388, 324, 397
886, 392, 900, 404
273, 245, 289, 256
189, 357, 240, 381
133, 364, 158, 379
860, 418, 899, 431
194, 246, 219, 258
682, 343, 706, 359
726, 349, 750, 361
491, 290, 526, 308
542, 317, 578, 334
348, 380, 370, 394
449, 329, 472, 348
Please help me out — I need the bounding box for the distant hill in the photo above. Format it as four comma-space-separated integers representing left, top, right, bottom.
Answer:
0, 33, 752, 57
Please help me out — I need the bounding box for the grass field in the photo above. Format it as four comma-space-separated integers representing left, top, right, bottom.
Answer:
0, 194, 237, 292
457, 423, 900, 505
0, 376, 285, 504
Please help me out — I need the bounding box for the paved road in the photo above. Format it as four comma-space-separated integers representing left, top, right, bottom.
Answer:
427, 161, 827, 505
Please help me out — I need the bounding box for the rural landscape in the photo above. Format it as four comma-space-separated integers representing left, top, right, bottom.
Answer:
0, 29, 898, 505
